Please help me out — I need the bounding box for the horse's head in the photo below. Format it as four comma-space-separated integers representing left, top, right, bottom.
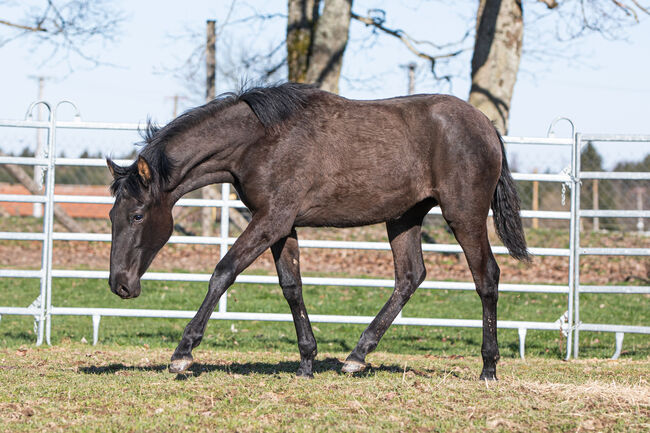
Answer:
106, 156, 173, 299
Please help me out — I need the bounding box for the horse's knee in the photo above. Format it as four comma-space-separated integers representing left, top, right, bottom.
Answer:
210, 263, 236, 290
281, 280, 302, 304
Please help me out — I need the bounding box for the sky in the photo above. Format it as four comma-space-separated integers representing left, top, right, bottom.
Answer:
1, 0, 649, 170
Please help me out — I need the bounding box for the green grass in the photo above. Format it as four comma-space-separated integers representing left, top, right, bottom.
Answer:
0, 259, 648, 432
0, 347, 648, 432
0, 277, 648, 360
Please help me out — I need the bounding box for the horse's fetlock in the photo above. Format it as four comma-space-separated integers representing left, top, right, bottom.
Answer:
298, 339, 317, 359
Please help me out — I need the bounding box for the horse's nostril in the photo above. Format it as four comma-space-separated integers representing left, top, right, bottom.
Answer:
117, 285, 130, 298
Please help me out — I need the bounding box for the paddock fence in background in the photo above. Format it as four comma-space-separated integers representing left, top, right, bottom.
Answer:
0, 101, 647, 359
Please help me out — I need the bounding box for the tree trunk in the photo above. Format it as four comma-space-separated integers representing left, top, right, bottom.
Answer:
287, 0, 320, 82
468, 0, 523, 134
305, 0, 352, 93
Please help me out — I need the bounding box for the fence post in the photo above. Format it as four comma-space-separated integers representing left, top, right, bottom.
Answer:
43, 104, 58, 345
572, 133, 583, 358
565, 132, 579, 360
532, 169, 539, 229
636, 187, 645, 233
29, 101, 53, 346
592, 179, 599, 231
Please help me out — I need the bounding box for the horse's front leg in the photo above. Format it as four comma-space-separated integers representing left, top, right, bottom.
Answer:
169, 212, 292, 373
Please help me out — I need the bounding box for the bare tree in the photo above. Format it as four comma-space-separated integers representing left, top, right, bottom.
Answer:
287, 0, 319, 82
351, 8, 471, 83
0, 0, 125, 67
172, 1, 649, 132
304, 0, 352, 93
467, 0, 649, 133
287, 0, 353, 93
469, 0, 523, 134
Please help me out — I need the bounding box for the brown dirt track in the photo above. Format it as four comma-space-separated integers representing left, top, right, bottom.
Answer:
0, 223, 647, 286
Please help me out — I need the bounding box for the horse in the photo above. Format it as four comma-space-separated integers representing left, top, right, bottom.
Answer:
106, 82, 530, 380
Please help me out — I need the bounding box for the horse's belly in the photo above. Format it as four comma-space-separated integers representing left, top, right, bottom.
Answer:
294, 189, 426, 227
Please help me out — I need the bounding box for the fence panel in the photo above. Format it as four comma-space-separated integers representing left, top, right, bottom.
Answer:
1, 101, 648, 360
572, 134, 650, 359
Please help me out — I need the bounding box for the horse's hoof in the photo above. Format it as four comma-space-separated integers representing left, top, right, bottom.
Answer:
169, 357, 193, 374
341, 360, 367, 374
479, 371, 498, 381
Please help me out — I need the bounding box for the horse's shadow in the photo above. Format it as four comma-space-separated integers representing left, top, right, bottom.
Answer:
79, 357, 456, 380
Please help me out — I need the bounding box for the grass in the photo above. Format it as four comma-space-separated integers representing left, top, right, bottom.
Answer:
0, 277, 648, 359
0, 346, 648, 432
0, 217, 648, 431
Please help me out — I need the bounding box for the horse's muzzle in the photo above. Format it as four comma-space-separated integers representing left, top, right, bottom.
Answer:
109, 274, 141, 299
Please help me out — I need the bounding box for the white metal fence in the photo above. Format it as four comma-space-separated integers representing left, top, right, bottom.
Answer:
0, 101, 648, 359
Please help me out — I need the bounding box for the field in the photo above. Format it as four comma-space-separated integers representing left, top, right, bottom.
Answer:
0, 218, 649, 431
0, 275, 649, 432
1, 347, 649, 432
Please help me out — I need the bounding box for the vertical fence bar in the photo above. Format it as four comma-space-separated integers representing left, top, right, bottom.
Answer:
44, 106, 58, 345
572, 133, 583, 358
532, 169, 539, 229
565, 132, 579, 360
592, 179, 599, 231
34, 103, 52, 346
218, 183, 230, 313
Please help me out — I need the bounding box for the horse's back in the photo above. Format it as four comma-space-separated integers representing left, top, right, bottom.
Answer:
280, 91, 502, 227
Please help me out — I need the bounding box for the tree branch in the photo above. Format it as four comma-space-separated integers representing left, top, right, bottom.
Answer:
0, 19, 47, 32
610, 0, 650, 21
537, 0, 559, 9
351, 11, 467, 80
612, 0, 640, 20
629, 0, 650, 15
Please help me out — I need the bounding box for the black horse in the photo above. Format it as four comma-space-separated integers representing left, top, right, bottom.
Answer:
107, 83, 530, 380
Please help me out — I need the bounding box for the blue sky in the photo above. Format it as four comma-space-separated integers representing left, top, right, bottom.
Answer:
1, 0, 649, 168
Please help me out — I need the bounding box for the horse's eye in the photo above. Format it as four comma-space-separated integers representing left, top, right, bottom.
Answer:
133, 214, 144, 222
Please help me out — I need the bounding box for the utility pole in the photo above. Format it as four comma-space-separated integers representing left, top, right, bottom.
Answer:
202, 20, 217, 236
164, 94, 187, 118
206, 20, 216, 101
401, 62, 417, 95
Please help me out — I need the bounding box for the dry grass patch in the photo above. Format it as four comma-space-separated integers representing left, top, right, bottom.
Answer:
0, 345, 648, 432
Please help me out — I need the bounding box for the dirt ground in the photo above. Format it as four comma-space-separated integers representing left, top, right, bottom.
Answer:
1, 222, 648, 285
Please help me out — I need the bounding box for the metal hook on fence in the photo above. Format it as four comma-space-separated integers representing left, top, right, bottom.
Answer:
548, 118, 577, 206
24, 101, 52, 121
547, 117, 575, 139
54, 100, 82, 122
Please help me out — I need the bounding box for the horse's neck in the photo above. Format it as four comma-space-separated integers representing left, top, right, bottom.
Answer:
166, 103, 264, 203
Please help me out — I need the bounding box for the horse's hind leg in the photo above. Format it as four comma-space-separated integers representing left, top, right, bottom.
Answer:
342, 203, 429, 373
441, 204, 500, 381
271, 228, 317, 378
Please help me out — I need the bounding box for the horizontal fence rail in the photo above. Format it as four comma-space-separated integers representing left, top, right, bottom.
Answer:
0, 102, 648, 361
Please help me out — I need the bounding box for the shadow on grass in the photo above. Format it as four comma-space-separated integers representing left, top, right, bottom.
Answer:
79, 356, 460, 379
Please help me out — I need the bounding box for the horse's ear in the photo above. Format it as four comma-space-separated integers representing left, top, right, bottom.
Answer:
106, 158, 118, 179
137, 155, 152, 186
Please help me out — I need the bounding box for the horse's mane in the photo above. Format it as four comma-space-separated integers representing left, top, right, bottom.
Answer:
109, 82, 316, 200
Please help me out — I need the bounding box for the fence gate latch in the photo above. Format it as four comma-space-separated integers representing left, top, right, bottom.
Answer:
555, 310, 570, 337
28, 294, 42, 335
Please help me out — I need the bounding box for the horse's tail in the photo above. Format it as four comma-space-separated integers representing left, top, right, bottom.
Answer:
491, 131, 532, 262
